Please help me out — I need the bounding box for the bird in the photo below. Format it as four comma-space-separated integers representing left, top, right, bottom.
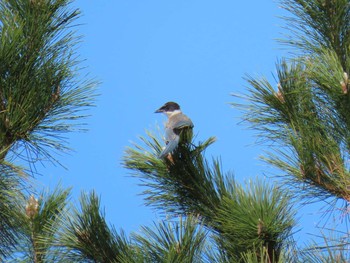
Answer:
155, 101, 194, 159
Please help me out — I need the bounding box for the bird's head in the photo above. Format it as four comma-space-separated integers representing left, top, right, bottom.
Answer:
155, 102, 181, 116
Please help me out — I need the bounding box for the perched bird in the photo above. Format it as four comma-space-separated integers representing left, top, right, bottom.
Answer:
155, 102, 194, 159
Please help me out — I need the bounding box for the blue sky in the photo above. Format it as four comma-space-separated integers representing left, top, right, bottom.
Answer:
34, 0, 331, 246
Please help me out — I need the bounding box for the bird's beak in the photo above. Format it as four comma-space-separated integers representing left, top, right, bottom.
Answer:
154, 108, 163, 113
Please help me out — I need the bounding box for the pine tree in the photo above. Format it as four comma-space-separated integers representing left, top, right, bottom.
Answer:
0, 0, 96, 163
2, 0, 349, 262
121, 131, 296, 263
0, 0, 96, 261
235, 0, 350, 260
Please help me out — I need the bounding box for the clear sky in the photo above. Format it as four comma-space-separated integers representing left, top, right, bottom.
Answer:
34, 0, 331, 246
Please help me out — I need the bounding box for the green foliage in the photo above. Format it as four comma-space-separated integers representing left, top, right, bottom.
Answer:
3, 0, 350, 261
214, 179, 296, 262
124, 130, 221, 219
240, 246, 291, 263
236, 60, 350, 201
38, 191, 209, 263
0, 0, 98, 261
123, 131, 296, 262
281, 0, 350, 66
55, 191, 123, 262
299, 228, 350, 262
0, 163, 25, 260
233, 0, 350, 260
118, 216, 207, 263
7, 186, 70, 263
235, 0, 350, 205
0, 0, 97, 163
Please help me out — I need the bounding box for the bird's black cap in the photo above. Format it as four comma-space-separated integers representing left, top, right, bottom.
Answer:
155, 101, 180, 113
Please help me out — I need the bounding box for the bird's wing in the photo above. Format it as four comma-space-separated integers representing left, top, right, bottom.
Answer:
173, 120, 193, 129
159, 113, 193, 159
159, 135, 180, 159
165, 126, 177, 141
171, 114, 193, 129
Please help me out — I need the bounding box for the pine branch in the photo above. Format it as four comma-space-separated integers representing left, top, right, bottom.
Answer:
0, 163, 25, 260
240, 246, 294, 263
123, 130, 296, 262
0, 0, 97, 165
234, 57, 350, 204
280, 0, 350, 67
118, 216, 207, 263
123, 130, 221, 220
213, 179, 296, 263
55, 191, 125, 263
299, 228, 350, 262
7, 186, 71, 263
232, 2, 350, 257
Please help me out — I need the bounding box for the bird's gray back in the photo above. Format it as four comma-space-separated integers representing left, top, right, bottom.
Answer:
165, 113, 193, 140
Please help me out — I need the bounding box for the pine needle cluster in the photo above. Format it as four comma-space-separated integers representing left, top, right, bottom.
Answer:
0, 0, 97, 164
234, 0, 350, 260
123, 131, 296, 262
0, 0, 97, 260
235, 0, 350, 205
2, 0, 349, 262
